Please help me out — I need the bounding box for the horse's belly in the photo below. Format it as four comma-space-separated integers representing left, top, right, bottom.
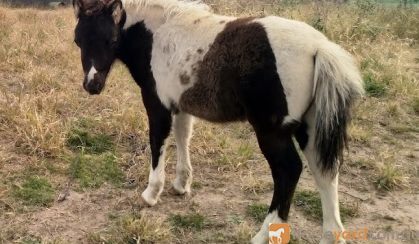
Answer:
178, 84, 246, 123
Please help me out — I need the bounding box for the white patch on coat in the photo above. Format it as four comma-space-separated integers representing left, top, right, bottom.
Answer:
122, 0, 234, 109
251, 210, 283, 244
256, 16, 325, 123
122, 0, 211, 32
87, 66, 97, 84
150, 14, 234, 108
258, 17, 363, 126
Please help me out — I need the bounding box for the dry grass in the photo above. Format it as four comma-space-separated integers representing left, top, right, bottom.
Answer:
0, 0, 418, 243
88, 213, 172, 244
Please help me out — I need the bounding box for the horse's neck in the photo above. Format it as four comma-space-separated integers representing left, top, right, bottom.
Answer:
118, 21, 154, 88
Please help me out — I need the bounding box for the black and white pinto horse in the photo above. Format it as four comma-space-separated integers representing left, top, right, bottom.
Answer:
72, 0, 364, 243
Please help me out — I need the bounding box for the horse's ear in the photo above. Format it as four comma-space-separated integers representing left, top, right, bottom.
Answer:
110, 0, 123, 24
73, 0, 82, 17
102, 0, 123, 24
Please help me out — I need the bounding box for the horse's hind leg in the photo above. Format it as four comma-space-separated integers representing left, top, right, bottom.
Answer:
172, 112, 194, 195
251, 124, 303, 244
295, 107, 345, 244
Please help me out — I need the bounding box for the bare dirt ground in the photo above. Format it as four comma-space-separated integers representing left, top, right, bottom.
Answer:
0, 1, 418, 244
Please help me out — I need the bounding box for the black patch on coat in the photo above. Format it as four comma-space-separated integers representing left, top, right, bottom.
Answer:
295, 121, 308, 150
179, 17, 288, 125
179, 72, 191, 85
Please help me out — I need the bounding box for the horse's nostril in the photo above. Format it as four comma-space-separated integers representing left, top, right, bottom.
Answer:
84, 79, 103, 95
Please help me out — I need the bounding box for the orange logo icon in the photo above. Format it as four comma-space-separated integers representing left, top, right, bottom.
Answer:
269, 223, 290, 244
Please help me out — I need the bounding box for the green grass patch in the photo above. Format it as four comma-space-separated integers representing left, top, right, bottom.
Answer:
13, 176, 54, 206
191, 181, 203, 190
294, 190, 323, 220
237, 143, 254, 160
69, 152, 124, 189
169, 213, 206, 231
363, 72, 387, 97
66, 128, 114, 154
294, 190, 358, 222
246, 203, 269, 223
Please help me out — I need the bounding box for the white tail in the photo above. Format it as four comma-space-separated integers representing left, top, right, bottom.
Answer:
313, 41, 364, 173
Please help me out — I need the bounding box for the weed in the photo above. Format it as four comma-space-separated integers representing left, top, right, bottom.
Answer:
88, 214, 172, 243
348, 124, 372, 144
386, 103, 400, 118
116, 215, 172, 243
412, 97, 419, 115
169, 213, 206, 231
13, 176, 54, 206
237, 143, 254, 160
376, 162, 408, 190
355, 0, 377, 13
232, 222, 253, 244
363, 72, 387, 97
340, 203, 360, 221
191, 181, 203, 190
246, 203, 269, 222
311, 16, 325, 32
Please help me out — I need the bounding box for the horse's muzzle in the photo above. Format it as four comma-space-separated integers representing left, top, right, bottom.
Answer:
83, 72, 107, 95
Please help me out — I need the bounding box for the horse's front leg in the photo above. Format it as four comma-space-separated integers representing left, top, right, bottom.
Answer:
140, 89, 172, 206
172, 113, 194, 195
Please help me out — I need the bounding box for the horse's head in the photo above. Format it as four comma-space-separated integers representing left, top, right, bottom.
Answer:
73, 0, 125, 95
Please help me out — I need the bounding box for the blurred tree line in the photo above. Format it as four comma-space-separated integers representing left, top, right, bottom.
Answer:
0, 0, 69, 7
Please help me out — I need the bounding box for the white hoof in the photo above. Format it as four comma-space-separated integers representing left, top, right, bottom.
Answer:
172, 179, 191, 195
320, 232, 346, 244
141, 187, 160, 206
251, 231, 267, 244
